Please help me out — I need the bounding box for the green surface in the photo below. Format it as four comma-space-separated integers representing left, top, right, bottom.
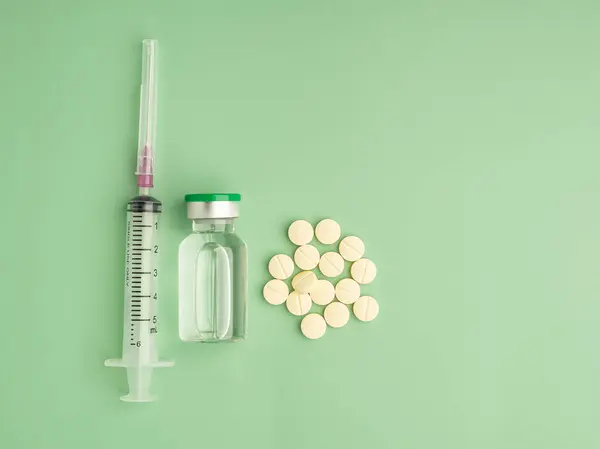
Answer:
1, 1, 600, 448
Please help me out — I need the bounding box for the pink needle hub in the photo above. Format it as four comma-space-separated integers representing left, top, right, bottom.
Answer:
137, 144, 154, 188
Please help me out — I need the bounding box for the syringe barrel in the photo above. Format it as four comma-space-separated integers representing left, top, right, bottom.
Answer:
120, 196, 162, 366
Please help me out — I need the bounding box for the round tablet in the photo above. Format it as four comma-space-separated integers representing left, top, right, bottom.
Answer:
350, 258, 377, 284
288, 220, 314, 246
286, 291, 312, 316
268, 254, 294, 280
292, 271, 317, 294
323, 302, 350, 328
315, 219, 341, 244
294, 245, 320, 270
310, 279, 335, 306
301, 313, 327, 340
319, 252, 344, 278
335, 278, 360, 304
353, 296, 379, 322
263, 279, 289, 305
339, 236, 365, 262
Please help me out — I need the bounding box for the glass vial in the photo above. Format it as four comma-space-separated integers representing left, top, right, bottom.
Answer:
178, 194, 248, 342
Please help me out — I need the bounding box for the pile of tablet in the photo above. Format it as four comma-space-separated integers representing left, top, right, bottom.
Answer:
263, 219, 379, 340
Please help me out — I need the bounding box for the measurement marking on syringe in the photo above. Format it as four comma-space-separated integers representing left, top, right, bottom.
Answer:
132, 296, 150, 298
133, 225, 151, 228
132, 319, 150, 322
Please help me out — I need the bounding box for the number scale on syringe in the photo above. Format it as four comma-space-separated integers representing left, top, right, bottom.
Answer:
124, 204, 160, 363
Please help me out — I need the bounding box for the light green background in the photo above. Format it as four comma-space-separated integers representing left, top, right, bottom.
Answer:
1, 1, 599, 448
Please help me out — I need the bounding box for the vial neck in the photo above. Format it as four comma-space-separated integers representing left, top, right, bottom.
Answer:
192, 219, 235, 233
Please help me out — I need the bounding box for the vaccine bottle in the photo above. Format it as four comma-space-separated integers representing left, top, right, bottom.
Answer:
178, 194, 248, 342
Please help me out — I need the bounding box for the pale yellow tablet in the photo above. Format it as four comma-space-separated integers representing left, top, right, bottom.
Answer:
338, 236, 365, 262
350, 258, 377, 284
286, 291, 312, 316
335, 278, 360, 304
353, 296, 379, 322
310, 279, 335, 306
288, 220, 314, 246
292, 271, 317, 294
294, 245, 320, 270
301, 313, 327, 339
319, 252, 345, 278
315, 218, 341, 244
323, 302, 350, 328
263, 279, 289, 305
268, 254, 294, 280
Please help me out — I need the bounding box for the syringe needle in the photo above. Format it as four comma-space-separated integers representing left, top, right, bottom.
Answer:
136, 39, 158, 190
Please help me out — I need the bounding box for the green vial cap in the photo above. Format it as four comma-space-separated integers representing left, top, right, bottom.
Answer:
184, 193, 241, 202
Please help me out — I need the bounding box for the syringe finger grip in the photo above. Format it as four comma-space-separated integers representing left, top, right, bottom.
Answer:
104, 358, 174, 368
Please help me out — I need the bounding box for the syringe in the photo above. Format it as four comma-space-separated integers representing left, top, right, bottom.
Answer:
106, 39, 173, 402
